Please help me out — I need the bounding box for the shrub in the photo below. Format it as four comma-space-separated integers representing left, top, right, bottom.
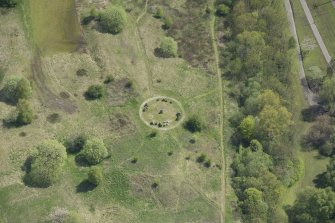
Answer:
2, 76, 32, 103
154, 7, 164, 19
162, 16, 173, 30
88, 166, 103, 186
26, 140, 67, 187
65, 134, 87, 153
184, 116, 203, 133
16, 99, 34, 125
99, 6, 127, 34
80, 138, 108, 165
239, 115, 255, 141
0, 0, 18, 8
85, 85, 104, 100
104, 75, 114, 84
197, 154, 207, 163
157, 37, 178, 58
216, 4, 230, 16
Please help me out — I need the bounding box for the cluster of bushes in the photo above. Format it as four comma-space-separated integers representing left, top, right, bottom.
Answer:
24, 135, 107, 188
2, 76, 34, 126
153, 7, 173, 30
221, 0, 305, 221
0, 0, 17, 8
156, 37, 178, 58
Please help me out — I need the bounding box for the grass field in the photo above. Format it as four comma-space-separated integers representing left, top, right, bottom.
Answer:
0, 1, 225, 222
306, 0, 335, 58
290, 0, 329, 78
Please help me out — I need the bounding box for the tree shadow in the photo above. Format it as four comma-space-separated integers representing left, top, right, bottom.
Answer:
75, 154, 90, 167
76, 180, 96, 193
313, 172, 327, 188
301, 105, 326, 122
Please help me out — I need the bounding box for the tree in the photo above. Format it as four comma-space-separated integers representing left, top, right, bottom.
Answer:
85, 85, 104, 100
249, 139, 263, 152
16, 99, 34, 125
163, 16, 173, 30
316, 158, 335, 191
216, 4, 230, 17
320, 76, 335, 111
65, 134, 87, 153
286, 187, 335, 223
257, 89, 281, 110
239, 115, 255, 141
184, 116, 203, 133
240, 188, 268, 223
157, 37, 178, 58
88, 166, 103, 186
26, 140, 67, 187
99, 6, 127, 34
154, 7, 164, 19
257, 105, 293, 141
0, 0, 17, 7
80, 138, 108, 165
2, 76, 32, 103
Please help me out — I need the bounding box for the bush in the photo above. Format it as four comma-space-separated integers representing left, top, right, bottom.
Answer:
216, 4, 230, 16
16, 99, 34, 125
26, 140, 67, 187
104, 75, 114, 84
184, 116, 203, 133
162, 16, 173, 30
0, 0, 18, 8
154, 7, 164, 19
65, 134, 87, 153
2, 76, 32, 103
88, 166, 103, 186
157, 37, 178, 58
99, 6, 127, 34
80, 138, 108, 165
85, 85, 104, 100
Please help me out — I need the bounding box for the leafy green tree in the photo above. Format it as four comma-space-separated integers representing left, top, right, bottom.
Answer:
157, 37, 178, 58
239, 115, 255, 141
257, 105, 293, 141
316, 158, 335, 191
16, 99, 34, 125
184, 116, 203, 133
249, 139, 263, 152
99, 6, 127, 34
65, 134, 87, 153
257, 89, 281, 110
26, 140, 67, 187
85, 85, 104, 100
240, 188, 268, 223
163, 16, 173, 30
80, 138, 108, 165
216, 4, 230, 16
88, 166, 103, 186
320, 76, 335, 111
287, 187, 335, 223
2, 76, 32, 103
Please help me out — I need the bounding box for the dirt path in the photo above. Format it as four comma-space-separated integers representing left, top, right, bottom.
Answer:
285, 0, 318, 106
210, 7, 226, 223
299, 0, 332, 63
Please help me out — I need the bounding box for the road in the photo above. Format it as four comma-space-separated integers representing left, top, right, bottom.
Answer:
299, 0, 332, 63
285, 0, 318, 105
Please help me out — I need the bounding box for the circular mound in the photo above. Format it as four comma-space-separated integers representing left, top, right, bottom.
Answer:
139, 96, 185, 130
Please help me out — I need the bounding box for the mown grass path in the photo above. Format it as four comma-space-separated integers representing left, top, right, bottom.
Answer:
210, 7, 226, 223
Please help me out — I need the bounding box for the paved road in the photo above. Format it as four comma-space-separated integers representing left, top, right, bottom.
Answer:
285, 0, 318, 105
299, 0, 332, 63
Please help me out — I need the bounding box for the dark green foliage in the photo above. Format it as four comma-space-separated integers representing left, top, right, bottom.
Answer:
315, 158, 335, 191
25, 140, 67, 187
88, 166, 103, 186
216, 4, 230, 16
288, 36, 296, 49
3, 76, 32, 103
0, 0, 18, 8
148, 131, 157, 138
76, 69, 87, 77
85, 85, 104, 100
80, 138, 108, 165
66, 134, 87, 153
320, 76, 335, 111
154, 7, 164, 19
249, 139, 263, 152
99, 6, 127, 34
286, 187, 335, 223
16, 99, 34, 125
157, 37, 178, 58
239, 115, 255, 141
204, 160, 211, 168
240, 188, 268, 223
196, 154, 207, 163
184, 116, 203, 133
306, 66, 323, 92
162, 16, 173, 30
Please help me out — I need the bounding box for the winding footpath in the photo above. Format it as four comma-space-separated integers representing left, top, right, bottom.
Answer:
285, 0, 318, 105
210, 6, 226, 223
299, 0, 332, 63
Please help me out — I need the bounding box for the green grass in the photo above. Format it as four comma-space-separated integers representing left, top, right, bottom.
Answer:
306, 0, 335, 58
291, 0, 328, 75
23, 0, 82, 55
